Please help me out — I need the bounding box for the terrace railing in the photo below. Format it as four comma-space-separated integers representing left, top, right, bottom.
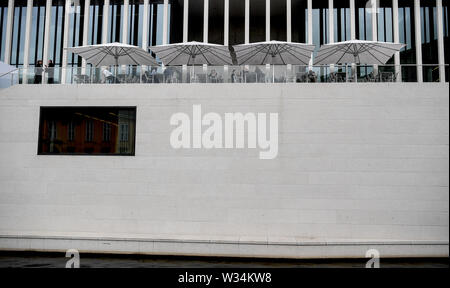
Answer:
1, 64, 449, 88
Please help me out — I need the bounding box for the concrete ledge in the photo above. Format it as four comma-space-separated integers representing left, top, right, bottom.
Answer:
0, 235, 448, 259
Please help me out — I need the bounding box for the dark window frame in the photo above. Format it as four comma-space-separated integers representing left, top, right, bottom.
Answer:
37, 106, 137, 156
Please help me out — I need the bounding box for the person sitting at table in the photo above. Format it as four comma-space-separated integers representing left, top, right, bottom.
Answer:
231, 69, 237, 83
102, 68, 116, 83
307, 70, 317, 83
209, 69, 218, 83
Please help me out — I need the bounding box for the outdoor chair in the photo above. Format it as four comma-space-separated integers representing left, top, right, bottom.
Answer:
74, 74, 90, 84
197, 74, 207, 83
328, 73, 338, 83
296, 72, 308, 83
245, 73, 257, 83
142, 72, 152, 83
380, 72, 395, 82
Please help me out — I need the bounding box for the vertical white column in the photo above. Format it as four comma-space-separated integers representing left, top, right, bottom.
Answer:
23, 0, 33, 68
142, 0, 149, 83
414, 0, 423, 82
183, 0, 189, 82
142, 0, 149, 48
350, 0, 356, 80
163, 0, 168, 44
245, 0, 250, 43
224, 0, 229, 82
371, 0, 377, 41
437, 0, 446, 82
203, 0, 208, 73
61, 0, 71, 84
393, 0, 401, 82
286, 0, 292, 80
3, 0, 14, 65
307, 0, 312, 44
183, 0, 189, 42
329, 0, 334, 74
350, 0, 356, 40
123, 0, 129, 44
224, 0, 229, 45
372, 0, 378, 74
307, 0, 312, 72
266, 0, 271, 80
329, 0, 334, 43
266, 0, 270, 41
102, 0, 109, 44
81, 0, 90, 68
204, 0, 209, 42
42, 0, 52, 84
287, 0, 291, 42
22, 0, 33, 83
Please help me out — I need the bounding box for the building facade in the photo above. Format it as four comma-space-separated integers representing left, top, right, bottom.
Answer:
0, 0, 449, 83
0, 1, 449, 259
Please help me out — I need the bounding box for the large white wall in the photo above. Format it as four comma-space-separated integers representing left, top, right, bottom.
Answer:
0, 83, 448, 258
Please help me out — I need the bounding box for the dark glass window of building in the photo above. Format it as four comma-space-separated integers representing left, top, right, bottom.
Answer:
38, 107, 136, 156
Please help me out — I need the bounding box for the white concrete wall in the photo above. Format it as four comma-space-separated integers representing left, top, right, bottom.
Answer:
0, 83, 448, 258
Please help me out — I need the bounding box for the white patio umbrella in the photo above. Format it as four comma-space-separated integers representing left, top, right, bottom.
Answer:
233, 41, 315, 82
66, 42, 158, 83
314, 40, 405, 82
233, 40, 315, 65
149, 41, 233, 83
66, 42, 159, 67
314, 40, 405, 65
149, 41, 233, 66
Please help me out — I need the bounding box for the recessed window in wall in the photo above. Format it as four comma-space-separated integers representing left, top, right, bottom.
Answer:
189, 0, 204, 42
229, 0, 245, 45
420, 0, 439, 82
209, 0, 224, 44
291, 0, 307, 43
0, 2, 9, 62
334, 0, 351, 42
38, 107, 136, 156
250, 0, 265, 42
355, 0, 373, 40
399, 0, 417, 82
271, 0, 286, 41
10, 0, 27, 67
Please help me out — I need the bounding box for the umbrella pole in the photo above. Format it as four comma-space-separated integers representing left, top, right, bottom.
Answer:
115, 56, 119, 84
273, 65, 275, 83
